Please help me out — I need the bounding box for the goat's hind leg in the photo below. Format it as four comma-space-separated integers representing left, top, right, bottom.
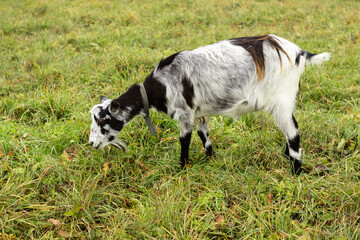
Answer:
272, 108, 302, 175
195, 117, 214, 157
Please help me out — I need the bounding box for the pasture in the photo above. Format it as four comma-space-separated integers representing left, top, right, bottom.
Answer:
0, 0, 359, 239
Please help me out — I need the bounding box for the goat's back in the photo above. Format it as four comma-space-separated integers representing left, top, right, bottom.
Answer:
152, 35, 307, 118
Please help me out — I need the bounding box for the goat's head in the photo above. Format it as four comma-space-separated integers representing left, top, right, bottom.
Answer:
89, 96, 128, 151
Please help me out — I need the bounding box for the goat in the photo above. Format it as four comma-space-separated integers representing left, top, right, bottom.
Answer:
89, 34, 330, 174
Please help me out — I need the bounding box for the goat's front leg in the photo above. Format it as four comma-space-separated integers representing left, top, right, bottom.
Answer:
178, 113, 194, 168
179, 131, 192, 168
195, 117, 214, 157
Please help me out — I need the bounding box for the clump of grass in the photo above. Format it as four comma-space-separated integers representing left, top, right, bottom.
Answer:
1, 0, 360, 239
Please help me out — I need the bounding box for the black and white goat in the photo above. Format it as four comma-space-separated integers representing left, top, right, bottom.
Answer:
89, 35, 330, 174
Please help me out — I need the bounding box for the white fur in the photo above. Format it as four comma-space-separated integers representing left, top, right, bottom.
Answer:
306, 52, 331, 65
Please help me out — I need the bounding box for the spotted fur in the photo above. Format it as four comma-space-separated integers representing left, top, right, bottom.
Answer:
89, 34, 330, 174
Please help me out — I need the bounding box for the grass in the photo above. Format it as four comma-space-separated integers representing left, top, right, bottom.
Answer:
0, 0, 359, 239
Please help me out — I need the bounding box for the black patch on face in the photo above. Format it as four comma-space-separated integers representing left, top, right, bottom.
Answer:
108, 135, 115, 142
94, 115, 100, 124
98, 107, 106, 119
143, 72, 168, 113
94, 110, 124, 132
181, 76, 194, 109
108, 117, 124, 131
100, 127, 108, 135
157, 51, 182, 71
229, 35, 291, 80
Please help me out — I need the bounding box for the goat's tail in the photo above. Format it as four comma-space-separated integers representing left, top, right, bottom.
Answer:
304, 51, 331, 66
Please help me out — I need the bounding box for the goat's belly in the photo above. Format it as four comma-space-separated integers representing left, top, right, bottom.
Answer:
220, 100, 257, 118
195, 99, 257, 119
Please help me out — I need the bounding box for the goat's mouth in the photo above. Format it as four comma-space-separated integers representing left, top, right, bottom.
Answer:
90, 140, 128, 152
110, 139, 129, 152
89, 141, 100, 149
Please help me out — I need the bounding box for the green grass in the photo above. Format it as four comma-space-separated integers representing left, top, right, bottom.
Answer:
1, 0, 359, 239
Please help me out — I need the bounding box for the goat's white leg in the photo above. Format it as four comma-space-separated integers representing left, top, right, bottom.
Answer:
195, 117, 213, 157
271, 106, 302, 174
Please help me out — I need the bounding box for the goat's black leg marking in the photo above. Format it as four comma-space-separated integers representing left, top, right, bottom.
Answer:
273, 110, 302, 175
292, 114, 299, 129
285, 115, 302, 175
196, 117, 213, 157
285, 114, 299, 156
180, 132, 192, 168
177, 111, 194, 168
197, 130, 213, 157
286, 133, 301, 175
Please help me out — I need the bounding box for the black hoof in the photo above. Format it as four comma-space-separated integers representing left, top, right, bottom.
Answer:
205, 146, 214, 158
179, 160, 188, 170
291, 159, 302, 175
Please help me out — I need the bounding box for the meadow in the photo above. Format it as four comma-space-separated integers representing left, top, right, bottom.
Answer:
0, 0, 359, 239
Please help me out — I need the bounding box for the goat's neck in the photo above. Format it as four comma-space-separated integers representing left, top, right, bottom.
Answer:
143, 77, 168, 114
115, 85, 144, 122
115, 80, 167, 122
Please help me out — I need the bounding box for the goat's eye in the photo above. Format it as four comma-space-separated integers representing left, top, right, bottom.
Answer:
97, 118, 106, 125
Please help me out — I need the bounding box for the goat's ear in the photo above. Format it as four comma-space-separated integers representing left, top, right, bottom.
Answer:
100, 95, 109, 103
109, 101, 121, 116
